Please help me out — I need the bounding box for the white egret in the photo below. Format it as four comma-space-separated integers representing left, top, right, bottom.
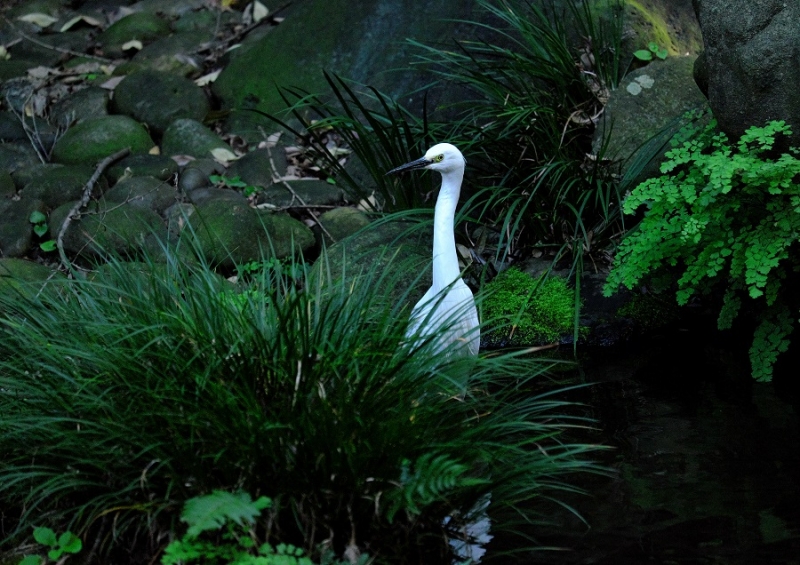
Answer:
387, 143, 480, 357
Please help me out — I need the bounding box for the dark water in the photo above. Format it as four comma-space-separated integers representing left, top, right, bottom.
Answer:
514, 321, 800, 564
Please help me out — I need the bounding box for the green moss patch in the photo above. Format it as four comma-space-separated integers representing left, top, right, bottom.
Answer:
482, 267, 581, 347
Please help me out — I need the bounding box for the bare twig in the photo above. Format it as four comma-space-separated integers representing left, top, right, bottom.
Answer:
2, 16, 113, 63
57, 148, 131, 272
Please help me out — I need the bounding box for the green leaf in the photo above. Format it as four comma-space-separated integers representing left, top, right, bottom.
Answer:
47, 549, 62, 561
29, 211, 46, 225
648, 41, 659, 52
326, 177, 336, 185
181, 491, 271, 538
656, 48, 668, 60
633, 49, 653, 61
58, 531, 82, 554
32, 527, 57, 547
39, 240, 57, 252
19, 556, 42, 565
33, 224, 48, 237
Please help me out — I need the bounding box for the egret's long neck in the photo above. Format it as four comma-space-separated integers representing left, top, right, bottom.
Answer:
432, 168, 464, 290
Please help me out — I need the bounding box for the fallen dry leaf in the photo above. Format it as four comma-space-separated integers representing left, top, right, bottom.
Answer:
253, 1, 269, 22
60, 15, 103, 32
121, 39, 143, 51
210, 147, 239, 163
195, 70, 221, 86
18, 13, 57, 28
99, 76, 125, 90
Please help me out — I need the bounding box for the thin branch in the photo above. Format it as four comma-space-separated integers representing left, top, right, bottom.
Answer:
57, 148, 131, 272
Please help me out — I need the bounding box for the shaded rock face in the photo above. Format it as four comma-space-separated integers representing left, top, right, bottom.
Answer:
213, 0, 480, 133
593, 56, 708, 181
694, 0, 800, 144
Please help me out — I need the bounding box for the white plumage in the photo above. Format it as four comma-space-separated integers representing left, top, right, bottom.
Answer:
387, 143, 479, 357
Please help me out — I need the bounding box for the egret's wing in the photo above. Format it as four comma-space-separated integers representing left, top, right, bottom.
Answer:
440, 283, 479, 357
406, 285, 437, 343
406, 281, 479, 357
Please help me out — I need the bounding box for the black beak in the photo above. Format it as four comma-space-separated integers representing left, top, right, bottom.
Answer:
386, 157, 431, 175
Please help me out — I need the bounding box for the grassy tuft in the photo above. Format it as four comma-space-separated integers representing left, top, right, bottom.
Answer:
0, 246, 605, 563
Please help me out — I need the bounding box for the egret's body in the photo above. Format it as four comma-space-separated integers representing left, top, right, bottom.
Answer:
387, 143, 479, 357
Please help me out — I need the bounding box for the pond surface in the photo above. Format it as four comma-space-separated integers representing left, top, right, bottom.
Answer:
518, 320, 800, 564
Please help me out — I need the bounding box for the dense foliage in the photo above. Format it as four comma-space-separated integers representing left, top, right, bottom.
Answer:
274, 0, 627, 271
412, 0, 626, 264
604, 117, 800, 381
0, 250, 604, 564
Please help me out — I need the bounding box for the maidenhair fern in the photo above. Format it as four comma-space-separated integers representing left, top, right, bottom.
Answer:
604, 115, 800, 381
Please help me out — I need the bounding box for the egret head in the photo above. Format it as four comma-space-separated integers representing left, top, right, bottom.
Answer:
386, 143, 465, 176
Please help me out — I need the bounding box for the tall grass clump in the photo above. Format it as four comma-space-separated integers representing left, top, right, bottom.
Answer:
412, 0, 627, 267
0, 248, 604, 563
259, 72, 439, 212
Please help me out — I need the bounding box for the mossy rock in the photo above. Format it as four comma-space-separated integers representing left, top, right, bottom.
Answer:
0, 198, 46, 258
106, 154, 179, 183
314, 206, 371, 247
317, 219, 432, 308
0, 142, 39, 174
112, 71, 210, 135
103, 175, 177, 214
179, 192, 315, 267
19, 165, 105, 209
0, 171, 14, 198
51, 115, 154, 164
212, 0, 478, 136
50, 86, 109, 128
119, 32, 214, 76
50, 200, 166, 257
96, 12, 172, 58
161, 119, 229, 158
0, 258, 65, 297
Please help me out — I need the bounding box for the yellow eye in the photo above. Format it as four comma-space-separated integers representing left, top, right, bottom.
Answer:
433, 154, 444, 163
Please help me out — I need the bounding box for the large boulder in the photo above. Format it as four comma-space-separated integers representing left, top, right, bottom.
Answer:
593, 56, 709, 181
212, 0, 480, 135
694, 0, 800, 145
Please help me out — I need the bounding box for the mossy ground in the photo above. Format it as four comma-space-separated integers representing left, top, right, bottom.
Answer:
482, 267, 583, 347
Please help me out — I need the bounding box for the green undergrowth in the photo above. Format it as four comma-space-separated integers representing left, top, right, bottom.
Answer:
604, 116, 800, 381
616, 293, 681, 331
0, 246, 606, 564
482, 267, 584, 347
